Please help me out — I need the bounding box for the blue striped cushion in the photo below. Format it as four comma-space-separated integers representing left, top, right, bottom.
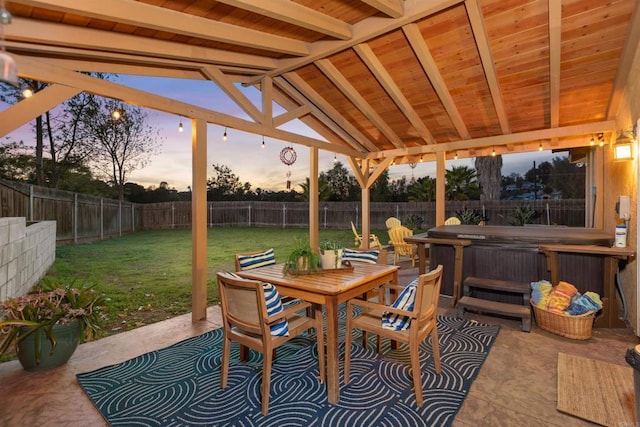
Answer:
382, 279, 418, 330
342, 248, 378, 264
262, 282, 289, 336
224, 272, 289, 336
237, 248, 276, 270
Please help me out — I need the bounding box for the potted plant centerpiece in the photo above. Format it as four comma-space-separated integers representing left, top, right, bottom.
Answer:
319, 240, 344, 269
283, 239, 321, 274
0, 278, 106, 371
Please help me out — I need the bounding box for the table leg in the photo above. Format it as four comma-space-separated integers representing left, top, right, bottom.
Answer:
324, 296, 340, 404
416, 243, 427, 275
451, 245, 465, 307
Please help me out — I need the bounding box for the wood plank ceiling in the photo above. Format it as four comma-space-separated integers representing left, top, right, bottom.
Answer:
2, 0, 639, 165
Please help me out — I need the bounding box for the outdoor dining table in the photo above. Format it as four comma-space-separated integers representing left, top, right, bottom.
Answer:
236, 262, 399, 404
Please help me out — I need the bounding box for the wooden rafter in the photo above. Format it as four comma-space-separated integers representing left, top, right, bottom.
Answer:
201, 66, 264, 123
272, 105, 312, 127
548, 0, 561, 128
315, 59, 404, 149
361, 0, 404, 18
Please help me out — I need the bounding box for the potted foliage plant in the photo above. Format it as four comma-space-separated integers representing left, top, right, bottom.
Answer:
283, 239, 321, 274
319, 240, 344, 269
0, 278, 106, 371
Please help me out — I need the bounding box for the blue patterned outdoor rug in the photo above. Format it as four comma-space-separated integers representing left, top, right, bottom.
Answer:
77, 312, 499, 426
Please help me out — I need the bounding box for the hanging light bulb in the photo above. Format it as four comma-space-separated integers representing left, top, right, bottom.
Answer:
112, 109, 121, 120
223, 127, 227, 141
22, 87, 33, 98
590, 136, 595, 146
419, 155, 423, 163
178, 117, 184, 132
333, 153, 337, 163
454, 151, 458, 160
538, 142, 543, 151
261, 136, 265, 149
491, 147, 496, 157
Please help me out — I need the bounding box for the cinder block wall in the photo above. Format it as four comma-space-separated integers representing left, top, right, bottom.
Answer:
0, 218, 56, 301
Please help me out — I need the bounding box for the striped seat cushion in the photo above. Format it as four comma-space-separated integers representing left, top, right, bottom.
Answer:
342, 248, 379, 264
237, 248, 276, 270
382, 278, 418, 330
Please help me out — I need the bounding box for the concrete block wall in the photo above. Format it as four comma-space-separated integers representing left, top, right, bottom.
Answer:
0, 218, 56, 301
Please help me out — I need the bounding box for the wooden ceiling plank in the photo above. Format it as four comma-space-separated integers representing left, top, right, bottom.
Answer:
0, 84, 81, 136
548, 0, 561, 128
354, 43, 436, 144
16, 0, 310, 56
465, 0, 511, 134
201, 65, 264, 123
607, 0, 640, 119
360, 0, 404, 18
215, 0, 352, 40
283, 72, 379, 151
7, 18, 277, 70
403, 23, 470, 139
262, 0, 463, 79
273, 76, 369, 152
315, 58, 404, 148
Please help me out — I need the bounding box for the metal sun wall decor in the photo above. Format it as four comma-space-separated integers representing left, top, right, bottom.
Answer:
280, 146, 297, 189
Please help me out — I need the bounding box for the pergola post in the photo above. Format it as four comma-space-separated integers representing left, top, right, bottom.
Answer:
309, 146, 319, 250
191, 118, 208, 322
435, 151, 446, 225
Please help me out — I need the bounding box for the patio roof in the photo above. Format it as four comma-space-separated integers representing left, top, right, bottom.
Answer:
2, 0, 639, 164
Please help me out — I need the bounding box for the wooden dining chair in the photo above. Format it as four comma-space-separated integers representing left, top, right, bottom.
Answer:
343, 265, 443, 407
217, 272, 325, 416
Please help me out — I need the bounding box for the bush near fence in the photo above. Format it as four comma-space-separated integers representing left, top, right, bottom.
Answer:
0, 179, 586, 245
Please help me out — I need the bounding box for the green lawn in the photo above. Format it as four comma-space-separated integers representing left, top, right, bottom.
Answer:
47, 227, 388, 339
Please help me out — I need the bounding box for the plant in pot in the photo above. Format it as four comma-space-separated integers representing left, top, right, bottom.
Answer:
283, 239, 321, 274
0, 278, 106, 371
319, 240, 344, 269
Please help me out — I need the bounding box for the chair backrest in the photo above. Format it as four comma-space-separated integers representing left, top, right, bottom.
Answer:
444, 216, 461, 225
385, 217, 402, 230
217, 272, 267, 337
414, 264, 443, 327
388, 225, 412, 244
234, 249, 276, 271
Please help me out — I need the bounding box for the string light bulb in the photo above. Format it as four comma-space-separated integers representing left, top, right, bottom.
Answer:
454, 151, 458, 160
223, 127, 227, 141
112, 109, 121, 120
22, 87, 33, 98
491, 147, 496, 157
178, 117, 184, 132
590, 136, 595, 146
261, 136, 265, 149
333, 153, 337, 163
538, 142, 543, 151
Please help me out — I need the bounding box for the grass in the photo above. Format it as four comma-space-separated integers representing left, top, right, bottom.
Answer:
45, 227, 386, 339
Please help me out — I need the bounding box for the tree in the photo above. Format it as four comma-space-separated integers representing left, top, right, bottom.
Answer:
0, 140, 34, 181
320, 161, 357, 201
407, 176, 436, 201
87, 99, 162, 200
296, 176, 332, 201
207, 163, 252, 200
445, 166, 480, 201
475, 155, 502, 201
370, 170, 391, 202
547, 156, 585, 198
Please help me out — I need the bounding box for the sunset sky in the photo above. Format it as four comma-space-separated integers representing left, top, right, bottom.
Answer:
1, 74, 562, 192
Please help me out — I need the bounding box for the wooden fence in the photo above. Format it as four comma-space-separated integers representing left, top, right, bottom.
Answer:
0, 179, 586, 245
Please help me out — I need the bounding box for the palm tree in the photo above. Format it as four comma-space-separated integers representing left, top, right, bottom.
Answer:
296, 176, 331, 201
445, 166, 480, 201
408, 176, 436, 201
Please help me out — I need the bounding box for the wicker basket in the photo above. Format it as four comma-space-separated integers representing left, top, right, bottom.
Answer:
530, 300, 595, 340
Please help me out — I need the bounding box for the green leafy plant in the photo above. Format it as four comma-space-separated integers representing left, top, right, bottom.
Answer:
403, 214, 424, 231
455, 207, 483, 225
319, 239, 344, 253
0, 278, 106, 363
503, 204, 539, 226
283, 239, 321, 274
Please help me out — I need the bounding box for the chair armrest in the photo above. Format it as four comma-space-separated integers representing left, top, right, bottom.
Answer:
347, 298, 416, 318
265, 301, 312, 324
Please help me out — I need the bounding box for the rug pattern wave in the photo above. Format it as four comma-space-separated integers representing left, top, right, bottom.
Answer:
77, 314, 499, 426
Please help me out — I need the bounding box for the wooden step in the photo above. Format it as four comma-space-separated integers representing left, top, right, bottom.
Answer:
457, 296, 532, 332
464, 276, 530, 294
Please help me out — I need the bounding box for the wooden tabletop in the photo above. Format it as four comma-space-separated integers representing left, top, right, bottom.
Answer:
236, 262, 399, 296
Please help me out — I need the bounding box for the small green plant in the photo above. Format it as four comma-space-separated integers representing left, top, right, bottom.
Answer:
403, 214, 424, 231
503, 204, 539, 226
283, 239, 321, 274
319, 239, 344, 253
455, 207, 483, 225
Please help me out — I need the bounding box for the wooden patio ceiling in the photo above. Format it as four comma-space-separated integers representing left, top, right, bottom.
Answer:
2, 0, 639, 165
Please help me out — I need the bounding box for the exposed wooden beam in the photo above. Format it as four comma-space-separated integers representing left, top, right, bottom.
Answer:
15, 0, 309, 56
283, 72, 379, 152
315, 58, 405, 149
262, 76, 273, 128
272, 77, 367, 152
465, 0, 511, 134
354, 43, 436, 144
607, 0, 640, 119
10, 55, 363, 158
201, 66, 264, 123
0, 84, 81, 136
261, 0, 463, 79
403, 23, 471, 139
215, 0, 352, 40
548, 0, 561, 128
361, 0, 404, 18
6, 18, 278, 70
368, 120, 616, 159
272, 105, 311, 127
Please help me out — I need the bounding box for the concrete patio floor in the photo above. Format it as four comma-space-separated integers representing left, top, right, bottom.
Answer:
0, 262, 638, 426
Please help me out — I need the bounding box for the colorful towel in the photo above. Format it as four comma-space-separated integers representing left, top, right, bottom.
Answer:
566, 291, 603, 316
545, 281, 578, 314
531, 280, 553, 307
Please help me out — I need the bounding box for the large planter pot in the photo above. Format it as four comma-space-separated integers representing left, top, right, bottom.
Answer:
320, 249, 343, 269
17, 320, 81, 371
